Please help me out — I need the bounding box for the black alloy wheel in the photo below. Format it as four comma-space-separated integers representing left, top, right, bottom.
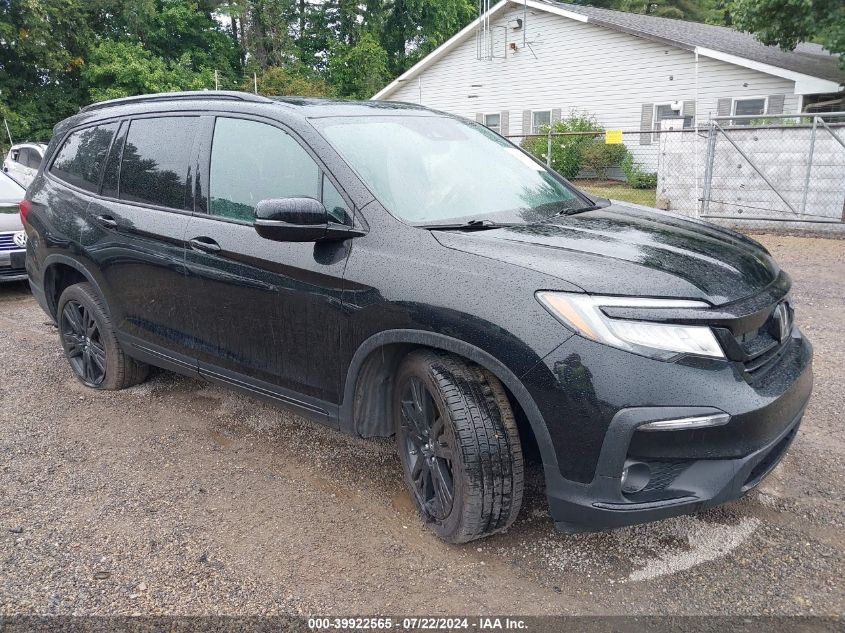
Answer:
60, 299, 107, 386
399, 376, 456, 521
394, 350, 524, 543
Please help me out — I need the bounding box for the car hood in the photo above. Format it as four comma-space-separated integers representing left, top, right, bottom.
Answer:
0, 205, 23, 232
433, 204, 780, 305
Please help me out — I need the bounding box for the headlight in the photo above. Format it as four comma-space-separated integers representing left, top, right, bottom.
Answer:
536, 291, 725, 360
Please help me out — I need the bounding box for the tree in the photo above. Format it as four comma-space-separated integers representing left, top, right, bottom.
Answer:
83, 41, 216, 102
0, 0, 97, 140
328, 32, 390, 99
731, 0, 845, 67
244, 65, 328, 96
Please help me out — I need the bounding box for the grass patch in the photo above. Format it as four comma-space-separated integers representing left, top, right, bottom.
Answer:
574, 179, 657, 208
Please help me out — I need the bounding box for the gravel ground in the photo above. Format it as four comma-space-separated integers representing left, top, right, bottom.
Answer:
1, 234, 843, 617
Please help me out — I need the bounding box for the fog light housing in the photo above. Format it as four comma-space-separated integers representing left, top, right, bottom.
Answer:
621, 461, 651, 494
638, 412, 730, 432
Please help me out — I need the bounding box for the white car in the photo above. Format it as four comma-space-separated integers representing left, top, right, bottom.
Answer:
0, 171, 27, 282
3, 142, 47, 188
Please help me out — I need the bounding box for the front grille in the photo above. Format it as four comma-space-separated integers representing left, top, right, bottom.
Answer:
0, 232, 21, 251
737, 302, 793, 380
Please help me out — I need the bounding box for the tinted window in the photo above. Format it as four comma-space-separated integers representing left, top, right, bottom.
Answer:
50, 125, 117, 192
120, 117, 198, 209
322, 174, 350, 223
209, 117, 320, 222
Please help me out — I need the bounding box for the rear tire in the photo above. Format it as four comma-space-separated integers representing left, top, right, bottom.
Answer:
57, 282, 149, 390
394, 349, 524, 543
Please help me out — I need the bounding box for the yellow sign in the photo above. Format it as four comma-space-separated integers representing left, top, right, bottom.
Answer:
605, 129, 623, 144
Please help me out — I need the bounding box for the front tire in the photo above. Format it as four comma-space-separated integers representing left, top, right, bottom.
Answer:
394, 350, 524, 543
57, 282, 149, 390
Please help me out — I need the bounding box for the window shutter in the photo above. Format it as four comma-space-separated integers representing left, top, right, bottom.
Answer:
475, 112, 483, 123
640, 103, 653, 145
767, 94, 785, 115
551, 108, 562, 124
500, 111, 510, 136
522, 110, 532, 135
682, 100, 696, 118
716, 98, 732, 117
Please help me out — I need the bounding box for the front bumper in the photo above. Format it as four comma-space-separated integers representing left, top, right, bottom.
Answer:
522, 326, 813, 533
548, 404, 805, 533
0, 249, 27, 282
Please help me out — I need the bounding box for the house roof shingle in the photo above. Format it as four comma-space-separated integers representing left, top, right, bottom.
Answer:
540, 1, 844, 84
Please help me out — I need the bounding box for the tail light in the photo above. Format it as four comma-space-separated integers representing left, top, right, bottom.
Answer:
19, 198, 32, 225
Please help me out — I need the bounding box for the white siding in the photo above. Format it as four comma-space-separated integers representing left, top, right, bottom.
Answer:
383, 8, 799, 171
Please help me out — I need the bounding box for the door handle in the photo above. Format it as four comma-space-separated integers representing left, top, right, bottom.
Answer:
95, 214, 119, 230
188, 237, 222, 254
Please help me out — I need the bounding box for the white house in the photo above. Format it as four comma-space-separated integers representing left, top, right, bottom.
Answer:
372, 0, 844, 171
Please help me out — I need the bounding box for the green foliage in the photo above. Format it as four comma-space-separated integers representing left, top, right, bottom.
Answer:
521, 111, 607, 179
580, 141, 629, 179
731, 0, 845, 67
328, 33, 390, 99
83, 41, 214, 102
621, 153, 658, 189
245, 65, 328, 97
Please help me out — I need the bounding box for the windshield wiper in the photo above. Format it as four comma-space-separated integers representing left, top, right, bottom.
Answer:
419, 219, 514, 231
552, 204, 603, 217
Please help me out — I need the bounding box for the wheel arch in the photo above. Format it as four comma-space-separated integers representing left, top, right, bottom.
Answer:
341, 329, 559, 471
42, 255, 108, 320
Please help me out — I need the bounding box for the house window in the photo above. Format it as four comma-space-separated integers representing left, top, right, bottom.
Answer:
531, 110, 551, 135
654, 104, 693, 130
484, 113, 501, 133
733, 98, 766, 125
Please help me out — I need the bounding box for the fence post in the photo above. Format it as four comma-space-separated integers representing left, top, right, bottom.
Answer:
546, 129, 552, 168
800, 116, 818, 215
700, 120, 717, 216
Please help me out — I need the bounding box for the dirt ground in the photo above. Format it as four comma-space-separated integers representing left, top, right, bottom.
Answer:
1, 234, 843, 616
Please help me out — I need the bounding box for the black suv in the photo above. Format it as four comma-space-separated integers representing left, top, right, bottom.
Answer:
22, 92, 812, 542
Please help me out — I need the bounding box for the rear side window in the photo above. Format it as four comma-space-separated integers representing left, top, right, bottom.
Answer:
209, 117, 321, 222
120, 117, 198, 210
24, 148, 43, 169
50, 124, 118, 192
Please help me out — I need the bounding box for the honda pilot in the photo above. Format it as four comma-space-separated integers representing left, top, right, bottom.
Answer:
21, 92, 813, 542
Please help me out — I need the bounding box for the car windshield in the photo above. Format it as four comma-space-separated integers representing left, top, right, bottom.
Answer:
315, 115, 588, 225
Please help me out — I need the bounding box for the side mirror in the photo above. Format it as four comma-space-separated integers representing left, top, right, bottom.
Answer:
254, 197, 328, 242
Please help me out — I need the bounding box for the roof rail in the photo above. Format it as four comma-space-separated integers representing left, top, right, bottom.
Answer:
80, 91, 273, 113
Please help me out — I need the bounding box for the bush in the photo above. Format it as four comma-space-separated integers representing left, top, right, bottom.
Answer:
580, 140, 629, 179
621, 153, 658, 189
521, 111, 601, 178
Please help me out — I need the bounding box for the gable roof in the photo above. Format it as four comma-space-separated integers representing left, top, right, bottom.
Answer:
373, 0, 843, 100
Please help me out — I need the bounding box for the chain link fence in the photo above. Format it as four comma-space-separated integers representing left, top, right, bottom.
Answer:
504, 113, 845, 233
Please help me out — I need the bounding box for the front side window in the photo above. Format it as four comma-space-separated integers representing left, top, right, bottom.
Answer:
733, 98, 766, 125
209, 117, 323, 222
317, 115, 585, 225
531, 110, 551, 135
120, 117, 198, 209
484, 113, 501, 133
50, 124, 118, 192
